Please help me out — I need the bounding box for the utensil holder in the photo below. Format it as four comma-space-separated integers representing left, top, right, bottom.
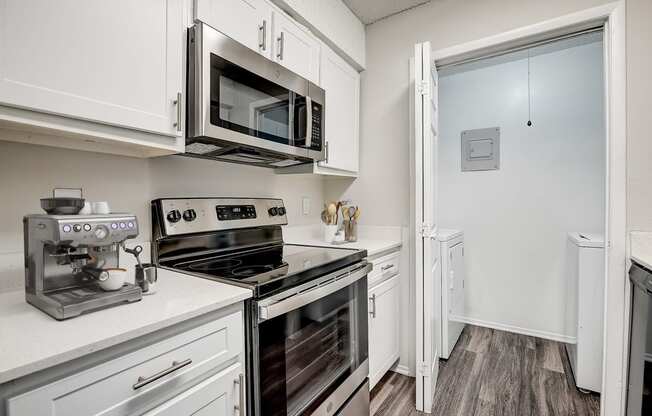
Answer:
322, 224, 338, 243
345, 219, 358, 242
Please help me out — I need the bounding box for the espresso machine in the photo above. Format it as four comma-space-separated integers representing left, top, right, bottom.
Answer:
24, 214, 143, 320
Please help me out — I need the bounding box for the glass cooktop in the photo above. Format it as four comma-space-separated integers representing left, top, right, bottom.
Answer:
171, 244, 366, 298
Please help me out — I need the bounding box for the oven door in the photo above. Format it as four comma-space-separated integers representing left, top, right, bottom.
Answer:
187, 22, 325, 163
251, 263, 370, 416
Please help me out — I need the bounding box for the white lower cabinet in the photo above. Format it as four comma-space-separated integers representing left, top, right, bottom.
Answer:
368, 274, 400, 390
144, 363, 244, 416
6, 310, 245, 416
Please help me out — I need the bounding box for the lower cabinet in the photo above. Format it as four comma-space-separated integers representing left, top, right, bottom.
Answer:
368, 274, 400, 389
5, 308, 246, 416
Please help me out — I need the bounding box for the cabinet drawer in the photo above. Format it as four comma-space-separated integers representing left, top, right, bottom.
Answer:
143, 363, 244, 416
368, 251, 400, 288
7, 311, 243, 416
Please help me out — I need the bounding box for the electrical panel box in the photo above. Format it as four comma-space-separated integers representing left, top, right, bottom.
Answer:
461, 127, 500, 171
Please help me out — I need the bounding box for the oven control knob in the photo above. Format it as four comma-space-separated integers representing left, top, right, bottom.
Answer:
277, 207, 286, 216
268, 207, 278, 216
167, 209, 182, 223
183, 209, 197, 222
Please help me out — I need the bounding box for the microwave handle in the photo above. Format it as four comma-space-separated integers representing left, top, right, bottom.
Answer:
305, 96, 312, 148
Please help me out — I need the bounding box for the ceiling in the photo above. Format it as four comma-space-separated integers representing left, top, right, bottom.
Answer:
342, 0, 431, 25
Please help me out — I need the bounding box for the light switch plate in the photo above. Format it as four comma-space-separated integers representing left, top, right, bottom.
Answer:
461, 127, 500, 171
301, 197, 311, 216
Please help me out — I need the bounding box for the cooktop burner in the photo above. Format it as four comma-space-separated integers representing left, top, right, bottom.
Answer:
189, 258, 243, 271
170, 243, 366, 298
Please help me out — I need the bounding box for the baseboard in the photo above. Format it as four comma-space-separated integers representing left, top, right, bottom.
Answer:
392, 364, 413, 377
455, 316, 577, 344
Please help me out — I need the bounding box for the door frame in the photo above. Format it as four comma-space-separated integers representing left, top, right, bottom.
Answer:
415, 2, 627, 415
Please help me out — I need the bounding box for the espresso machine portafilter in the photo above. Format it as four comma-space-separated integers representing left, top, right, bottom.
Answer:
24, 214, 143, 320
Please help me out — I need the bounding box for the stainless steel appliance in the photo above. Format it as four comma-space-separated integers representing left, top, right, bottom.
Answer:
186, 22, 326, 168
151, 198, 370, 416
627, 261, 652, 416
24, 214, 142, 320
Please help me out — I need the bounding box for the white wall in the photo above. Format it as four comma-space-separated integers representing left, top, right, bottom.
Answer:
0, 139, 325, 292
439, 38, 605, 339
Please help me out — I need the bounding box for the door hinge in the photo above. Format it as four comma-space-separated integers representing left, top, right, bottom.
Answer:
417, 81, 429, 96
417, 361, 430, 375
419, 223, 431, 237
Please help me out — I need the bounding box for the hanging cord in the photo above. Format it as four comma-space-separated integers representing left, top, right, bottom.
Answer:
527, 49, 533, 127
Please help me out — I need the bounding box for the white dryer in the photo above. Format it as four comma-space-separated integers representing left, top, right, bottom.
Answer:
438, 229, 466, 359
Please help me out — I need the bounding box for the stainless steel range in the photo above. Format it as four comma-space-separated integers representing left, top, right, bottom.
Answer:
151, 197, 371, 416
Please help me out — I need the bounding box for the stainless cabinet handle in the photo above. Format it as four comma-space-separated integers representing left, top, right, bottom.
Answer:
369, 294, 376, 318
234, 373, 245, 416
277, 32, 284, 60
173, 92, 182, 132
258, 20, 267, 51
132, 358, 192, 390
324, 141, 329, 164
381, 264, 394, 272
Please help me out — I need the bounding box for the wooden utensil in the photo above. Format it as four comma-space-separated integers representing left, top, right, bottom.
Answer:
327, 203, 337, 225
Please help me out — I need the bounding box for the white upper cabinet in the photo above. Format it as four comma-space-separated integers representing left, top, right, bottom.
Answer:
318, 44, 359, 173
194, 0, 273, 59
271, 10, 320, 84
0, 0, 184, 140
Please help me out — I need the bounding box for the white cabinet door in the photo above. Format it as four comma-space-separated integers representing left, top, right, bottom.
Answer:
368, 275, 400, 389
0, 0, 184, 137
318, 45, 359, 173
144, 364, 244, 416
450, 243, 465, 319
195, 0, 273, 59
272, 11, 320, 84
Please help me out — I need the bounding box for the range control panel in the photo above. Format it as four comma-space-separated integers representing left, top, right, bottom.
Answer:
216, 205, 256, 221
156, 198, 287, 236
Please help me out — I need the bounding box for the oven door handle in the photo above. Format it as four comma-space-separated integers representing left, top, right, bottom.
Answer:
258, 263, 371, 321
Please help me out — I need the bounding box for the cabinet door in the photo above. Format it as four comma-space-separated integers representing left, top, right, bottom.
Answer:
318, 45, 359, 173
0, 0, 183, 137
368, 276, 400, 389
272, 11, 320, 84
195, 0, 273, 59
144, 364, 244, 416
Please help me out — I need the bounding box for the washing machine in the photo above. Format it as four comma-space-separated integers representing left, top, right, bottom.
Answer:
439, 229, 466, 359
565, 232, 605, 393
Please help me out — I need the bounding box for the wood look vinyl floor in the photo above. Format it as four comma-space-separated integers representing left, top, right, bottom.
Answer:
370, 325, 600, 416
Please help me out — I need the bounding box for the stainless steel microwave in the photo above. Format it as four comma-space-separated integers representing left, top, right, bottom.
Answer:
186, 22, 325, 168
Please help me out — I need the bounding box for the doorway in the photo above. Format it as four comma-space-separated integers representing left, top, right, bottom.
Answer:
410, 3, 627, 415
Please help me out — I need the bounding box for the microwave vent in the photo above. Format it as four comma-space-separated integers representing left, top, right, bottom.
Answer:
186, 142, 223, 155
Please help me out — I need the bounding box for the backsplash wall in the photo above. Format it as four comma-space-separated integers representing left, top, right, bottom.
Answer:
0, 139, 326, 291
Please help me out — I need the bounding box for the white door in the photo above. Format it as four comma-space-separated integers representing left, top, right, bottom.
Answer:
413, 41, 440, 413
0, 0, 184, 137
318, 44, 360, 173
368, 275, 401, 389
272, 11, 320, 84
195, 0, 273, 59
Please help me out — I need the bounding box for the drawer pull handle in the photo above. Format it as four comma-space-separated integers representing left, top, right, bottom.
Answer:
234, 373, 245, 416
132, 358, 192, 390
381, 264, 394, 271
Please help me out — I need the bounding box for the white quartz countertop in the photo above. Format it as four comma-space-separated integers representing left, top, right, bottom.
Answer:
0, 268, 252, 384
631, 231, 652, 270
285, 237, 402, 258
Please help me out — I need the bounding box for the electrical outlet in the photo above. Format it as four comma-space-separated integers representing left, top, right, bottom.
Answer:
301, 197, 311, 216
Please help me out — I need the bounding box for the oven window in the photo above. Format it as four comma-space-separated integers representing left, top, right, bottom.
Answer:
257, 278, 368, 416
210, 53, 291, 144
